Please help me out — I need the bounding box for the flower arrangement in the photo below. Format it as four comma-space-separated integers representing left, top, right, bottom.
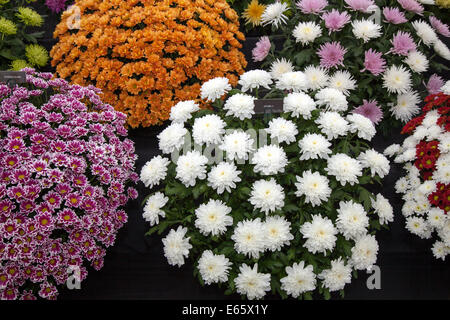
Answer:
247, 0, 450, 134
0, 0, 48, 70
141, 69, 394, 299
50, 0, 247, 128
384, 82, 449, 261
0, 69, 139, 300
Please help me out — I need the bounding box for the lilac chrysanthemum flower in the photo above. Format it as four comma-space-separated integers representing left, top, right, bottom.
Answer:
45, 0, 68, 13
353, 100, 383, 124
317, 42, 347, 69
296, 0, 328, 14
344, 0, 374, 12
383, 7, 407, 24
252, 36, 271, 62
429, 16, 450, 37
425, 74, 445, 94
397, 0, 423, 15
361, 49, 386, 76
322, 9, 351, 33
390, 31, 417, 56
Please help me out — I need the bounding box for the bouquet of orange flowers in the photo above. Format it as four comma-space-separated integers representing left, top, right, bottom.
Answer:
51, 0, 247, 128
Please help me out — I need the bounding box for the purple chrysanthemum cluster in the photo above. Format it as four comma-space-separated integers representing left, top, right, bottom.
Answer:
45, 0, 68, 13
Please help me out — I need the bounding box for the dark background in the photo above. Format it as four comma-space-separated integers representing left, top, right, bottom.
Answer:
29, 3, 450, 300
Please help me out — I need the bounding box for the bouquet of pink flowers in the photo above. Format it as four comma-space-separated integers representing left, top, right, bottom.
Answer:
0, 69, 138, 300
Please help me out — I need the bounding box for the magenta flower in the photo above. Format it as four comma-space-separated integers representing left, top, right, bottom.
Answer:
383, 7, 407, 24
397, 0, 423, 15
390, 31, 417, 56
429, 16, 450, 37
317, 41, 347, 69
252, 36, 271, 62
45, 0, 68, 13
322, 9, 351, 33
344, 0, 374, 12
361, 49, 386, 76
296, 0, 328, 14
425, 74, 445, 94
353, 100, 383, 124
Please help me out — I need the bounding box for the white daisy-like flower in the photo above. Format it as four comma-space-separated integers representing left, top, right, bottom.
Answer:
270, 58, 294, 79
252, 145, 288, 175
266, 118, 298, 144
264, 215, 294, 251
283, 92, 317, 119
315, 111, 349, 140
390, 91, 421, 122
326, 154, 363, 186
328, 71, 356, 96
358, 149, 390, 178
346, 113, 376, 141
298, 133, 332, 160
411, 20, 438, 46
219, 130, 255, 161
249, 178, 285, 214
434, 39, 450, 60
231, 218, 266, 259
200, 77, 232, 102
438, 132, 450, 153
352, 19, 382, 42
384, 144, 402, 157
158, 122, 188, 154
234, 263, 271, 300
142, 192, 168, 226
194, 199, 233, 236
438, 221, 450, 246
422, 110, 439, 128
198, 250, 232, 285
418, 180, 436, 196
224, 93, 255, 120
261, 2, 289, 28
162, 226, 192, 267
336, 200, 369, 240
395, 177, 410, 193
276, 71, 308, 92
175, 150, 208, 187
238, 70, 273, 93
192, 114, 226, 146
402, 201, 415, 217
432, 241, 449, 261
350, 234, 379, 271
315, 88, 348, 112
371, 194, 394, 225
295, 170, 331, 207
140, 155, 170, 188
300, 214, 338, 254
319, 258, 352, 292
304, 65, 329, 91
406, 216, 432, 239
169, 100, 200, 123
207, 162, 241, 194
404, 51, 429, 73
433, 154, 450, 184
293, 21, 322, 45
427, 208, 446, 229
442, 81, 450, 95
382, 65, 412, 94
280, 262, 316, 298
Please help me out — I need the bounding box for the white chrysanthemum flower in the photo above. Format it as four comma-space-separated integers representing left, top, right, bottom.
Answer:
192, 114, 226, 146
427, 208, 446, 229
158, 122, 188, 154
270, 58, 294, 79
261, 2, 289, 28
194, 199, 233, 236
422, 110, 439, 128
200, 77, 232, 102
169, 100, 200, 123
402, 201, 415, 217
295, 170, 331, 207
411, 20, 438, 46
438, 221, 450, 246
252, 145, 288, 175
384, 144, 402, 157
207, 162, 241, 194
249, 178, 285, 214
326, 154, 363, 186
143, 192, 168, 226
231, 218, 266, 259
336, 200, 369, 240
442, 81, 450, 95
404, 51, 429, 73
395, 147, 416, 163
406, 216, 432, 239
395, 177, 410, 193
304, 65, 329, 91
432, 241, 448, 261
358, 149, 390, 178
300, 214, 338, 254
266, 118, 298, 144
220, 130, 255, 161
371, 194, 394, 225
390, 91, 420, 122
438, 133, 450, 153
382, 65, 412, 94
346, 113, 376, 141
433, 154, 450, 184
328, 71, 356, 96
315, 111, 349, 140
350, 234, 379, 271
418, 180, 436, 196
298, 133, 332, 160
280, 262, 316, 298
162, 226, 192, 267
276, 71, 308, 92
223, 93, 255, 120
238, 69, 273, 93
352, 19, 382, 42
140, 155, 170, 188
264, 215, 294, 251
283, 92, 317, 119
315, 88, 348, 112
319, 258, 352, 292
198, 250, 232, 285
434, 39, 450, 60
175, 150, 208, 187
234, 263, 271, 300
404, 136, 419, 149
293, 21, 322, 45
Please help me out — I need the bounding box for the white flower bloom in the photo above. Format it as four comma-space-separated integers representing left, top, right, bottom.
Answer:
432, 241, 448, 261
390, 91, 421, 122
346, 113, 376, 141
304, 65, 329, 91
232, 219, 266, 259
433, 154, 450, 184
352, 19, 382, 42
261, 2, 289, 28
143, 192, 168, 226
336, 200, 369, 240
295, 170, 331, 207
427, 208, 446, 229
280, 262, 316, 298
298, 133, 332, 160
442, 81, 450, 95
249, 178, 285, 214
350, 234, 379, 271
293, 21, 322, 45
198, 250, 232, 285
175, 150, 208, 187
404, 51, 429, 73
384, 144, 402, 157
417, 0, 434, 4
328, 71, 356, 96
418, 180, 436, 196
252, 145, 288, 175
358, 149, 390, 178
382, 65, 412, 94
412, 20, 438, 46
319, 258, 352, 292
406, 216, 432, 239
276, 71, 308, 92
264, 215, 294, 251
371, 194, 394, 225
200, 77, 232, 102
438, 220, 450, 246
220, 130, 255, 161
223, 93, 255, 120
283, 92, 317, 119
140, 155, 170, 188
438, 133, 450, 153
192, 114, 226, 146
158, 122, 188, 154
266, 118, 298, 144
422, 110, 439, 128
326, 154, 363, 186
395, 177, 410, 193
235, 263, 271, 300
207, 162, 241, 194
238, 69, 273, 93
270, 58, 294, 79
169, 100, 200, 123
315, 111, 349, 140
194, 199, 233, 236
300, 214, 338, 254
434, 39, 450, 60
162, 226, 192, 267
315, 88, 348, 112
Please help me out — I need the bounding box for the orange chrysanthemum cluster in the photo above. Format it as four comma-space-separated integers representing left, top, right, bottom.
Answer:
51, 0, 247, 127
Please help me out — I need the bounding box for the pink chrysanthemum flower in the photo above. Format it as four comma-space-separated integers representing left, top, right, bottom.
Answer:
296, 0, 328, 14
429, 16, 450, 37
397, 0, 423, 15
322, 9, 351, 33
353, 100, 383, 124
361, 49, 386, 76
425, 74, 445, 94
252, 36, 271, 62
390, 31, 417, 56
383, 7, 407, 24
317, 42, 347, 69
344, 0, 374, 12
